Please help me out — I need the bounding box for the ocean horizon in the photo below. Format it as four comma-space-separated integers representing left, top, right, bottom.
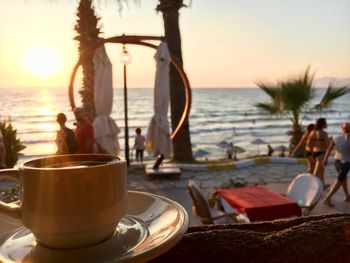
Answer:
1, 87, 350, 161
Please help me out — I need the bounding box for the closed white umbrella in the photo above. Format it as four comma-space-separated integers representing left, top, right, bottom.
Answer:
146, 41, 172, 158
93, 45, 120, 154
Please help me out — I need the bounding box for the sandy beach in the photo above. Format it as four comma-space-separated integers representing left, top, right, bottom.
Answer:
127, 158, 350, 226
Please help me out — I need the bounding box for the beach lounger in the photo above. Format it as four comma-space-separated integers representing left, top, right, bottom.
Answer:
145, 154, 181, 177
145, 166, 181, 177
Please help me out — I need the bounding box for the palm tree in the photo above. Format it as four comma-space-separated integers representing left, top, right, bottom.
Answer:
255, 68, 350, 153
49, 0, 194, 160
156, 0, 193, 161
114, 0, 194, 161
74, 0, 102, 121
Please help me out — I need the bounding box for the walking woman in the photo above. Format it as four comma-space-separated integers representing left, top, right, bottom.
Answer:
322, 123, 350, 206
306, 118, 330, 187
291, 123, 315, 173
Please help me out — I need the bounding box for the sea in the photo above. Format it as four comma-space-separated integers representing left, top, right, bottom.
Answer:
1, 87, 350, 161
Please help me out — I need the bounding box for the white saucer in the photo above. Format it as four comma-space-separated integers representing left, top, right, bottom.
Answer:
0, 191, 189, 263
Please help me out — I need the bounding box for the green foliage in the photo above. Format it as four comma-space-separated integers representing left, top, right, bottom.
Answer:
255, 67, 350, 149
255, 68, 315, 128
314, 80, 350, 111
0, 119, 26, 168
220, 178, 248, 189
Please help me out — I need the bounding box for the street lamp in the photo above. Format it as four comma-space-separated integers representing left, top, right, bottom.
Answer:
121, 45, 131, 167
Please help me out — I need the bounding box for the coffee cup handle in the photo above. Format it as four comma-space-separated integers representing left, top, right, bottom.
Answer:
0, 169, 21, 220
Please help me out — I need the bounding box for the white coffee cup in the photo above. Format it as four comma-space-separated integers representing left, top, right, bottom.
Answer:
0, 154, 127, 249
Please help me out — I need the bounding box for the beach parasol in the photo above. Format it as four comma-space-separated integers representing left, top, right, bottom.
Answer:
234, 145, 245, 153
92, 45, 121, 154
194, 149, 210, 159
275, 145, 288, 157
275, 145, 288, 152
146, 41, 172, 158
233, 145, 245, 160
251, 138, 267, 155
217, 140, 229, 148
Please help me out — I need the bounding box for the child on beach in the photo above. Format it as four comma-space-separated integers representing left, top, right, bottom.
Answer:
322, 123, 350, 206
133, 127, 146, 163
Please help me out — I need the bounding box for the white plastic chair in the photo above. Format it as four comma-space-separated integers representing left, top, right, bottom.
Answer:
286, 173, 323, 215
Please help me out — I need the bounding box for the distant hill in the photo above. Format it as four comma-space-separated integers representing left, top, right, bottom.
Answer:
314, 77, 350, 88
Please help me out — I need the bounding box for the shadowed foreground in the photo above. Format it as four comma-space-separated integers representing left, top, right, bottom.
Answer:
151, 214, 350, 262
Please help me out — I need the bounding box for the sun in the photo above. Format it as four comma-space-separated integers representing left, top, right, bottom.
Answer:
22, 45, 63, 78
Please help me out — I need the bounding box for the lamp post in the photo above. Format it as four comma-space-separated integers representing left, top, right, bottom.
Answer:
121, 45, 131, 167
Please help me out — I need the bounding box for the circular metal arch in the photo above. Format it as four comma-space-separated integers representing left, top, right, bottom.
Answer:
68, 35, 191, 140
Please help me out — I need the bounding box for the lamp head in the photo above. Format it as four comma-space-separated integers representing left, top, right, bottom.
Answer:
121, 45, 131, 65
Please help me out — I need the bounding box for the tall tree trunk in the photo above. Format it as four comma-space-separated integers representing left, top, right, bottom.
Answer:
74, 0, 101, 121
290, 123, 303, 156
157, 1, 193, 161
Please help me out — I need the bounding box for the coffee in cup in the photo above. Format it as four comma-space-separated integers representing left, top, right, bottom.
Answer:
0, 154, 127, 249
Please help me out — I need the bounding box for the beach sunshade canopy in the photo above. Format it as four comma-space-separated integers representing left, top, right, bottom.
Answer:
217, 140, 229, 148
233, 146, 245, 153
275, 145, 288, 152
146, 41, 172, 158
194, 149, 210, 158
251, 138, 267, 155
93, 46, 120, 154
251, 138, 268, 145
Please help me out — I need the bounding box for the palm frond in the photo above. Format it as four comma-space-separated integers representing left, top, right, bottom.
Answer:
279, 68, 315, 112
314, 80, 350, 111
255, 82, 279, 100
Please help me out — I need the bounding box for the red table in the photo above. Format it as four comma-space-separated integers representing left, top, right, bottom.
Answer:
217, 185, 302, 221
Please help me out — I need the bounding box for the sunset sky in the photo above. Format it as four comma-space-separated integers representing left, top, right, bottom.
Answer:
0, 0, 349, 89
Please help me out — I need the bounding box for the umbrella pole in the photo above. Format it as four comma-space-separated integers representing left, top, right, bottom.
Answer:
123, 62, 130, 167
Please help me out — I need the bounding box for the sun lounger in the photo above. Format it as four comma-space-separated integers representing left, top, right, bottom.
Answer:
145, 166, 181, 176
145, 154, 181, 176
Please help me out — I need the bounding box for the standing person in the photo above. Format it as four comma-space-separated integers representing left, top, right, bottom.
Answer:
133, 127, 145, 163
225, 142, 234, 160
55, 113, 79, 155
74, 108, 95, 154
267, 144, 274, 156
306, 118, 330, 187
0, 129, 6, 169
291, 123, 315, 173
322, 123, 350, 207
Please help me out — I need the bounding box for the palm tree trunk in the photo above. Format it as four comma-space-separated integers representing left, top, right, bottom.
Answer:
74, 0, 101, 121
290, 123, 303, 155
157, 1, 193, 161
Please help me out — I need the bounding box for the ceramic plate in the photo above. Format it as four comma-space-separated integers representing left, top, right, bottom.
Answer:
0, 191, 189, 263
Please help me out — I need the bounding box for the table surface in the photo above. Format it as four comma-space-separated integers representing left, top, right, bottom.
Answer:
217, 185, 302, 221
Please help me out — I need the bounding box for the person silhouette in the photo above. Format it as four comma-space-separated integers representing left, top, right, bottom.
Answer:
133, 127, 146, 163
322, 123, 350, 206
267, 144, 274, 156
